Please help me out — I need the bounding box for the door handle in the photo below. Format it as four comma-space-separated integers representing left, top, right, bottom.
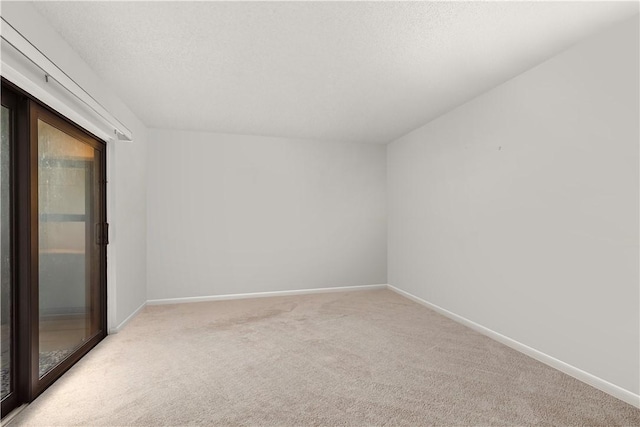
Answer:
95, 222, 109, 245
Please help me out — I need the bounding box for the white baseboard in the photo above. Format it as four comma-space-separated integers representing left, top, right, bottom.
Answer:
146, 284, 388, 306
108, 301, 146, 334
387, 284, 640, 409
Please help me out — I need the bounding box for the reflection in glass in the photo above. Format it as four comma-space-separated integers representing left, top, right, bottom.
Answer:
1, 106, 11, 398
38, 119, 98, 378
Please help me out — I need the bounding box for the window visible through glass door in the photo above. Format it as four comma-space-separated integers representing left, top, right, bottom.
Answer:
36, 116, 103, 380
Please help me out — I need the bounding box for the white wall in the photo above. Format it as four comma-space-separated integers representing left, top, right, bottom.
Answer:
147, 129, 386, 300
1, 2, 149, 330
388, 16, 639, 397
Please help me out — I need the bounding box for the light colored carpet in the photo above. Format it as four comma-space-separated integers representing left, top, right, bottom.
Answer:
10, 289, 640, 426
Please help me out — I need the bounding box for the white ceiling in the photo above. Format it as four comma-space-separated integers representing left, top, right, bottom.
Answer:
32, 1, 639, 144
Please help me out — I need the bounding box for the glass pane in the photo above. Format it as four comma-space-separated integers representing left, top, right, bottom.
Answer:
38, 119, 98, 378
1, 106, 11, 399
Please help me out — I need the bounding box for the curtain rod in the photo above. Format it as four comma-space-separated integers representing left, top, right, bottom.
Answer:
0, 17, 133, 141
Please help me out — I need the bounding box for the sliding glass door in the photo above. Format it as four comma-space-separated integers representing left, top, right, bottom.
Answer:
0, 81, 107, 417
34, 105, 105, 385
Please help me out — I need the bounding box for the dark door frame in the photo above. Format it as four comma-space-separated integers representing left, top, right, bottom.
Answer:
1, 78, 108, 417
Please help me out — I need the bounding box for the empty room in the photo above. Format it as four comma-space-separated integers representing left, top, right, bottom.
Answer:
0, 0, 639, 425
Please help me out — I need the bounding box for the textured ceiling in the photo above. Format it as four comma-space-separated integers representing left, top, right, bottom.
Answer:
32, 1, 639, 144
